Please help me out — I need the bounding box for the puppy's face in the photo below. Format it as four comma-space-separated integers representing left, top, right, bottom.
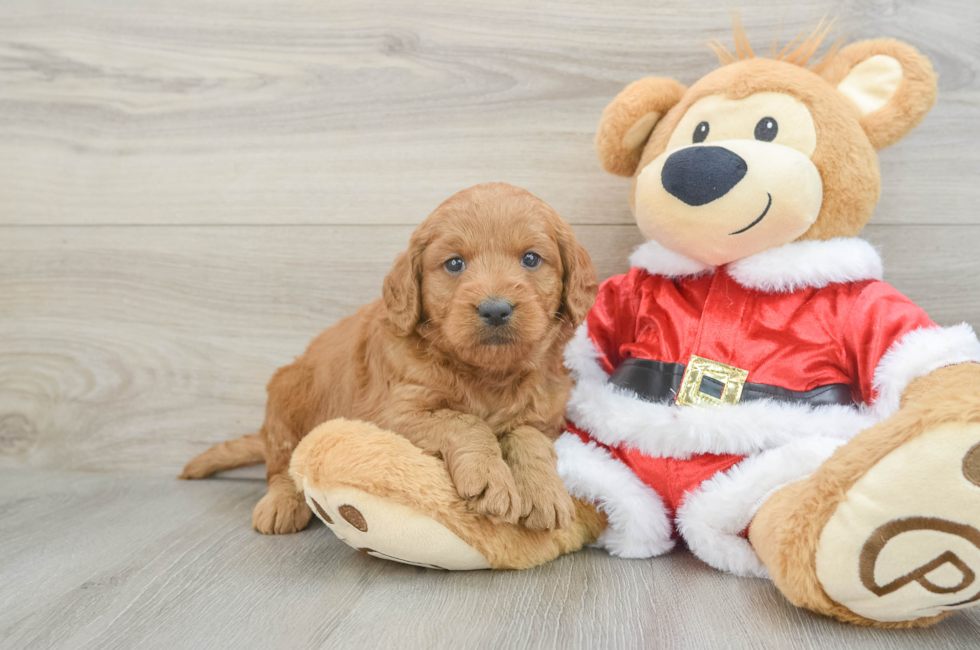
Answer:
383, 184, 597, 371
421, 207, 563, 369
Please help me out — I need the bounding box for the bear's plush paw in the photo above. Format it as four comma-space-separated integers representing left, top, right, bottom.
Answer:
448, 452, 522, 524
252, 482, 313, 535
303, 483, 491, 571
815, 421, 980, 624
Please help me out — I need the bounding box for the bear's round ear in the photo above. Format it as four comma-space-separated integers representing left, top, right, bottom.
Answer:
596, 77, 687, 176
821, 39, 937, 151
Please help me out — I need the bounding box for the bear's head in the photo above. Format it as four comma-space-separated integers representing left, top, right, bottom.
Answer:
596, 23, 937, 267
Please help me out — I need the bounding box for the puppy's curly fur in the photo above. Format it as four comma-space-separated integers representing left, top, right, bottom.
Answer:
181, 183, 598, 535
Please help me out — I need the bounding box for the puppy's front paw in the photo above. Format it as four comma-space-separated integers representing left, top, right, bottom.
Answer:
252, 486, 313, 535
449, 453, 521, 524
516, 469, 576, 531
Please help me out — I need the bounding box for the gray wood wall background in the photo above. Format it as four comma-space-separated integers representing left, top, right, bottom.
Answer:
2, 0, 978, 476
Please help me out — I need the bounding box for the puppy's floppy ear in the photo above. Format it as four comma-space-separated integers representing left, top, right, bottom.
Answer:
382, 231, 426, 336
821, 39, 937, 151
554, 219, 598, 330
596, 77, 687, 177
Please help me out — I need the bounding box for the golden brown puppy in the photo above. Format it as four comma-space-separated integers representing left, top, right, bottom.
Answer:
181, 183, 598, 535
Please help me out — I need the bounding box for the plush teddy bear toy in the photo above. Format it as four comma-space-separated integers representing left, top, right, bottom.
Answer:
290, 26, 980, 628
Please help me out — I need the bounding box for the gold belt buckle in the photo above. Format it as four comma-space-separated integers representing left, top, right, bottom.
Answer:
675, 355, 749, 406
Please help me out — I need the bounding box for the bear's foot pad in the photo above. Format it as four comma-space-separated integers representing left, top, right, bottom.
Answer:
817, 422, 980, 622
302, 483, 491, 571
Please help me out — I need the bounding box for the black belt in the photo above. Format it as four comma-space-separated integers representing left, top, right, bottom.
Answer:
608, 358, 855, 407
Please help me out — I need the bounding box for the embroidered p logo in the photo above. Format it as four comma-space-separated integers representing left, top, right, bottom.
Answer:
859, 517, 980, 608
815, 422, 980, 622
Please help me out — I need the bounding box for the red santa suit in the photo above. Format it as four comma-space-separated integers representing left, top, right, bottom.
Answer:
555, 238, 980, 578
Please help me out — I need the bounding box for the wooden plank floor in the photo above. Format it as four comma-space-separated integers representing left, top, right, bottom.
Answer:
2, 1, 980, 647
2, 467, 979, 650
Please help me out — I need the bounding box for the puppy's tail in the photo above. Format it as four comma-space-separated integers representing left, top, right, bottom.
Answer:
179, 433, 265, 480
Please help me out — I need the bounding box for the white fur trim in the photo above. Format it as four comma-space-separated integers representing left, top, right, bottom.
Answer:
628, 239, 713, 278
563, 323, 609, 386
555, 432, 675, 558
629, 238, 882, 293
727, 238, 882, 292
872, 323, 980, 419
566, 378, 876, 458
677, 437, 845, 578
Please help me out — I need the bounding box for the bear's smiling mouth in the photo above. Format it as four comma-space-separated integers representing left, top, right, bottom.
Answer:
729, 193, 773, 235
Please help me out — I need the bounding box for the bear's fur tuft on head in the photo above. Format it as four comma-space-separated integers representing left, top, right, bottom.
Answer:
708, 14, 841, 73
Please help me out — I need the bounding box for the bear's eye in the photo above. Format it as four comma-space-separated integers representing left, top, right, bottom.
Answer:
754, 117, 778, 142
692, 121, 710, 144
444, 257, 465, 274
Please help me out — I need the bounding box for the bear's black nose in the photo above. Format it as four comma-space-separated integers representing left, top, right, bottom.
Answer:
661, 146, 747, 206
478, 300, 513, 327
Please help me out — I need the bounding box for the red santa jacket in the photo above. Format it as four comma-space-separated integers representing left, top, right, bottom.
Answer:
555, 238, 980, 577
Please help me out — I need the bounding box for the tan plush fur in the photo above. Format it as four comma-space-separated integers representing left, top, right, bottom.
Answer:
750, 364, 980, 627
819, 39, 938, 151
595, 77, 687, 177
291, 419, 606, 569
596, 36, 936, 242
181, 183, 598, 535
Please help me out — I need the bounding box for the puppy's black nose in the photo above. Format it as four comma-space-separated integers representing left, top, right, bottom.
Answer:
661, 145, 747, 206
478, 300, 513, 327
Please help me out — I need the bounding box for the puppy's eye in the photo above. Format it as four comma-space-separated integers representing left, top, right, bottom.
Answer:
754, 117, 778, 142
521, 252, 542, 269
693, 121, 709, 144
444, 257, 465, 274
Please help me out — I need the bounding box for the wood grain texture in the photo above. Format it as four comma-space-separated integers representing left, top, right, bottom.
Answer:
1, 224, 978, 475
1, 467, 978, 650
0, 0, 977, 226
